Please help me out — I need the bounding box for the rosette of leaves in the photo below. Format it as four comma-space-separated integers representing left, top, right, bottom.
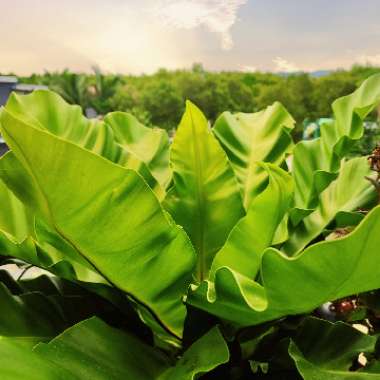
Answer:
0, 74, 380, 379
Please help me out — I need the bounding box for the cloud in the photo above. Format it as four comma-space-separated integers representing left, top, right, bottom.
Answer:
151, 0, 247, 50
356, 53, 380, 66
273, 57, 300, 73
0, 1, 202, 75
238, 64, 257, 72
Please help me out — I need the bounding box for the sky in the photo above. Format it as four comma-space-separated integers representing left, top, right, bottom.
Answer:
1, 0, 380, 75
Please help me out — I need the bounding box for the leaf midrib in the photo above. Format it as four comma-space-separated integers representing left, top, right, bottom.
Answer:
188, 106, 206, 282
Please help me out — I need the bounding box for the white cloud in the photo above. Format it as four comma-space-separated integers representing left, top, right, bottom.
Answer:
238, 64, 257, 72
151, 0, 247, 50
356, 53, 380, 66
273, 57, 300, 73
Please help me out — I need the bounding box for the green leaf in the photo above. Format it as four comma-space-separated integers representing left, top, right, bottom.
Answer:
249, 361, 269, 375
35, 317, 170, 380
0, 180, 34, 242
0, 270, 168, 380
164, 101, 244, 281
0, 337, 71, 380
158, 326, 229, 380
0, 172, 108, 286
284, 157, 375, 254
188, 207, 380, 326
292, 73, 380, 213
4, 90, 164, 198
34, 217, 109, 284
1, 316, 228, 380
0, 269, 120, 337
289, 317, 379, 379
239, 325, 277, 360
0, 282, 65, 340
0, 233, 39, 268
0, 108, 195, 338
210, 164, 293, 280
32, 319, 228, 380
0, 184, 135, 329
335, 211, 365, 228
0, 178, 38, 270
104, 112, 171, 188
213, 102, 295, 208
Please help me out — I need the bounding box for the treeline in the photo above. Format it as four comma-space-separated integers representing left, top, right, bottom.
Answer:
18, 64, 380, 136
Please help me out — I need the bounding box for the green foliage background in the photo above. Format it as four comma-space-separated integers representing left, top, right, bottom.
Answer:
7, 64, 380, 137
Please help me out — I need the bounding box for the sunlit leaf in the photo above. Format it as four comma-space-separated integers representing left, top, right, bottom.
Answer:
213, 102, 295, 209
164, 101, 244, 281
0, 108, 195, 338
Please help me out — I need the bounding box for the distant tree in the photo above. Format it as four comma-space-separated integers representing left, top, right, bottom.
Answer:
191, 63, 205, 74
179, 73, 241, 121
226, 77, 255, 112
141, 80, 183, 131
311, 73, 356, 118
88, 66, 120, 114
350, 65, 380, 84
256, 73, 314, 139
47, 70, 90, 110
109, 83, 140, 112
16, 64, 380, 148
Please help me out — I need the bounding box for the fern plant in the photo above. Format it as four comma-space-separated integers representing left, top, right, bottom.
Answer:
1, 75, 380, 379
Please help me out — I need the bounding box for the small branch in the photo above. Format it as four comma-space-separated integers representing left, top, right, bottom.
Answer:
365, 176, 380, 191
366, 145, 380, 204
